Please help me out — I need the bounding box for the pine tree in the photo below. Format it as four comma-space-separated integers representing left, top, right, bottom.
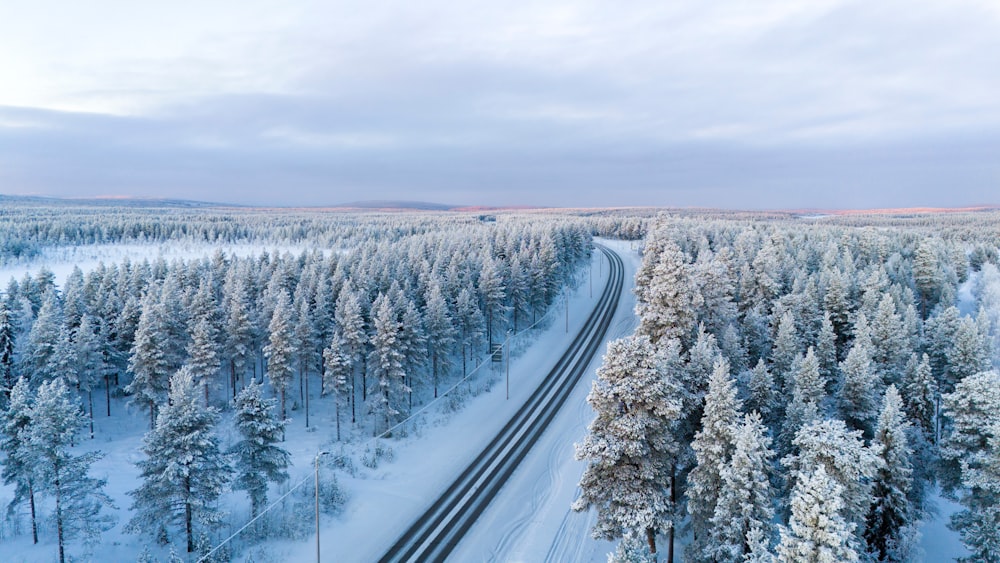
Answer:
0, 301, 15, 401
397, 298, 426, 411
323, 331, 352, 441
128, 367, 232, 553
710, 412, 775, 563
1, 377, 39, 544
746, 360, 776, 427
636, 240, 702, 348
947, 317, 990, 391
75, 314, 104, 438
23, 290, 64, 386
837, 333, 881, 438
127, 289, 172, 427
293, 290, 318, 426
771, 311, 801, 385
574, 335, 684, 556
901, 353, 936, 439
744, 522, 775, 563
424, 281, 456, 398
864, 385, 914, 562
779, 348, 824, 455
869, 294, 908, 385
26, 378, 115, 563
926, 306, 961, 391
479, 255, 508, 351
335, 284, 367, 416
367, 295, 408, 434
950, 421, 1000, 563
455, 285, 485, 376
264, 291, 296, 423
186, 315, 219, 407
228, 380, 290, 519
783, 419, 881, 539
940, 370, 1000, 495
777, 465, 858, 563
687, 358, 742, 563
223, 270, 254, 400
913, 240, 941, 317
815, 311, 838, 384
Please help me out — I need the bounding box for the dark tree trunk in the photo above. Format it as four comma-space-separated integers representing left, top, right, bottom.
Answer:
29, 481, 38, 544
667, 468, 676, 563
185, 475, 194, 553
55, 473, 65, 563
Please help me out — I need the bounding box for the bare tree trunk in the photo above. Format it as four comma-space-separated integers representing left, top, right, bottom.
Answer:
646, 527, 657, 557
29, 482, 38, 544
55, 474, 65, 563
305, 369, 310, 428
667, 468, 676, 563
105, 374, 111, 416
88, 390, 94, 439
336, 396, 341, 441
185, 476, 194, 553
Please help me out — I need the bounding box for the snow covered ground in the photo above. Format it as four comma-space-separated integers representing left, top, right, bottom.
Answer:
0, 242, 320, 287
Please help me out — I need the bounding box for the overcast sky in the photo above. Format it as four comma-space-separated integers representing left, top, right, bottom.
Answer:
2, 0, 999, 208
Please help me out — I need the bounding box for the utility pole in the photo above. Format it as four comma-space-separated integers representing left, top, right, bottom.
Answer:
315, 451, 330, 563
565, 290, 569, 333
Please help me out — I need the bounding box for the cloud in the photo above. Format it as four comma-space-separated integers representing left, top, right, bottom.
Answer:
1, 0, 999, 207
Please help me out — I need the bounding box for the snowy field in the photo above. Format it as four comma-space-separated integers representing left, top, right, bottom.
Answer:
0, 242, 322, 288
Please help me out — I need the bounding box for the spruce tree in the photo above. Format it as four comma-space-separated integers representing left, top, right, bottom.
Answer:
424, 281, 456, 398
837, 333, 880, 438
264, 291, 296, 423
228, 380, 290, 519
127, 289, 172, 427
23, 290, 64, 386
745, 359, 776, 427
901, 353, 936, 439
455, 285, 485, 376
75, 314, 104, 438
779, 348, 824, 455
186, 315, 220, 407
128, 367, 232, 553
770, 311, 800, 384
323, 331, 352, 441
574, 335, 683, 556
864, 385, 914, 562
687, 358, 742, 563
335, 284, 367, 414
367, 295, 408, 434
0, 301, 14, 400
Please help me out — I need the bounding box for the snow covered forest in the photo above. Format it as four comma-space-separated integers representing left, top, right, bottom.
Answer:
576, 211, 1000, 562
0, 201, 598, 561
3, 200, 1000, 562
